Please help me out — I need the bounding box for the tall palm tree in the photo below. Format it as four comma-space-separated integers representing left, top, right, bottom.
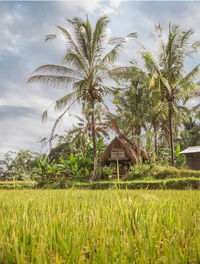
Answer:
114, 78, 148, 143
146, 88, 168, 156
27, 15, 124, 179
141, 24, 200, 165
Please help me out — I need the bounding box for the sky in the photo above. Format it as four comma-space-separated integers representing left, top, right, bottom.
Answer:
1, 0, 200, 156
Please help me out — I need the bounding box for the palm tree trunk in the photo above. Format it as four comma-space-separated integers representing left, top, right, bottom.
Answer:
131, 126, 134, 139
168, 102, 174, 166
91, 99, 99, 180
135, 125, 141, 146
153, 124, 158, 157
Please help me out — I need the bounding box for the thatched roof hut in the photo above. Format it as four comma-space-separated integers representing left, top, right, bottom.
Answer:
100, 136, 150, 175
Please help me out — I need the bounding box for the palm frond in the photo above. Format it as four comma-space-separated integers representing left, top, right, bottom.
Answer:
49, 94, 85, 148
127, 32, 138, 38
141, 51, 159, 73
179, 28, 193, 48
32, 64, 81, 77
177, 64, 200, 89
62, 50, 88, 74
188, 41, 200, 56
109, 66, 147, 82
72, 80, 85, 91
154, 24, 163, 38
45, 34, 57, 42
69, 113, 84, 123
102, 39, 124, 64
27, 75, 78, 88
42, 110, 48, 123
67, 17, 90, 60
159, 75, 171, 96
57, 25, 81, 55
55, 91, 76, 111
148, 72, 158, 89
92, 15, 110, 58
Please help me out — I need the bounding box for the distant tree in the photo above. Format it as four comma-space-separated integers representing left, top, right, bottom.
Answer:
188, 124, 200, 146
178, 105, 200, 148
0, 150, 44, 181
48, 143, 72, 163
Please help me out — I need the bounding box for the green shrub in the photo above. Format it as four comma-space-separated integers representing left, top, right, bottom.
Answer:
59, 177, 67, 189
0, 181, 35, 189
73, 178, 200, 190
124, 164, 200, 181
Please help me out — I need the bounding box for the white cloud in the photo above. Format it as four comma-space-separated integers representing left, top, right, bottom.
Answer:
0, 27, 21, 54
109, 0, 121, 8
66, 0, 102, 14
101, 6, 118, 15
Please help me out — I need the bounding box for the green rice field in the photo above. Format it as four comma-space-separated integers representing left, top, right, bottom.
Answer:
0, 190, 200, 263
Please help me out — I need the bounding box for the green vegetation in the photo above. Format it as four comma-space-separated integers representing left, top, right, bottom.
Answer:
0, 190, 200, 263
124, 163, 200, 180
1, 13, 200, 264
73, 178, 200, 190
0, 181, 35, 189
1, 177, 200, 190
2, 15, 200, 185
24, 15, 200, 181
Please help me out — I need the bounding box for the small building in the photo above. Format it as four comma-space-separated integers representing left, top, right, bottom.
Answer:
100, 136, 150, 176
180, 146, 200, 170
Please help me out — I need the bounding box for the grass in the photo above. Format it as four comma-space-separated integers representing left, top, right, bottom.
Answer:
0, 181, 35, 189
1, 177, 200, 190
123, 164, 200, 181
53, 177, 200, 190
0, 189, 200, 263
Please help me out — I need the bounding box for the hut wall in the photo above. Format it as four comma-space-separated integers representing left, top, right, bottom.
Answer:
109, 161, 129, 176
186, 153, 200, 170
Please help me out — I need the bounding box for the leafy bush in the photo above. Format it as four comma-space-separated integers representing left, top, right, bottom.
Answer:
99, 167, 113, 180
73, 178, 200, 190
174, 144, 185, 167
33, 137, 106, 185
123, 164, 200, 181
33, 150, 94, 186
32, 158, 61, 186
59, 152, 93, 181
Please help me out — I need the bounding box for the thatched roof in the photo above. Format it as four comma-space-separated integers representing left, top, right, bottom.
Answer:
101, 135, 150, 166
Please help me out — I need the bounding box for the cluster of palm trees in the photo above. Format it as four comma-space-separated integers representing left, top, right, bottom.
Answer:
27, 15, 200, 178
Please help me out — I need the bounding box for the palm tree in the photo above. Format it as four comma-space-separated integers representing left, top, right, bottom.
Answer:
27, 15, 124, 179
140, 24, 200, 165
146, 89, 168, 156
114, 78, 148, 143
